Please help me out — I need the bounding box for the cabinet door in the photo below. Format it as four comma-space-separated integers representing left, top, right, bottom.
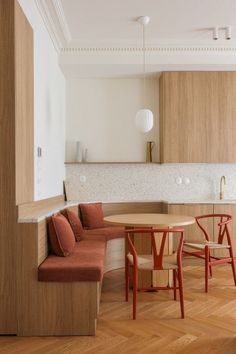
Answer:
160, 72, 236, 163
213, 204, 236, 257
168, 204, 214, 243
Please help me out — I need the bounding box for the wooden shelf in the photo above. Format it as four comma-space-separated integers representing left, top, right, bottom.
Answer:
65, 162, 159, 165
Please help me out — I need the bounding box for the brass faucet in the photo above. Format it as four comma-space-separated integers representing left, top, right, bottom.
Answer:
220, 176, 226, 200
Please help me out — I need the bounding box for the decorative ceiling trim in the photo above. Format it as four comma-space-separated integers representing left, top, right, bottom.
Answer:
35, 1, 236, 58
35, 0, 62, 52
35, 0, 71, 52
51, 0, 71, 44
61, 46, 236, 53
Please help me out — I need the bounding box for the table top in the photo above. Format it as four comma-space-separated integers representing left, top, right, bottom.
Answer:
104, 213, 195, 228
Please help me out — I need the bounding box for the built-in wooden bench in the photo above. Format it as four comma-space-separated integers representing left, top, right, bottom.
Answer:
17, 198, 162, 336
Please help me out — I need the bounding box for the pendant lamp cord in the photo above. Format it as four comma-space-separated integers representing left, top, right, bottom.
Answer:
143, 23, 146, 107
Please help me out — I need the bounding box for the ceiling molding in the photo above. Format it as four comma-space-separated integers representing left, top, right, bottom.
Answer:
35, 0, 71, 52
61, 46, 236, 53
51, 0, 71, 44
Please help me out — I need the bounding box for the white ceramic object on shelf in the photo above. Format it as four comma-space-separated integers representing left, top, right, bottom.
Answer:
65, 141, 77, 162
76, 141, 82, 162
82, 148, 88, 162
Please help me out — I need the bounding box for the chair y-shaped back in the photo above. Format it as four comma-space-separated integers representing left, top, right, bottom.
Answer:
125, 228, 184, 320
183, 214, 236, 292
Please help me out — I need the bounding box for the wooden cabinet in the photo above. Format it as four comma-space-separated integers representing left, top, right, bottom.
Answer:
214, 204, 236, 257
168, 203, 236, 257
160, 72, 236, 163
168, 204, 214, 242
0, 0, 33, 334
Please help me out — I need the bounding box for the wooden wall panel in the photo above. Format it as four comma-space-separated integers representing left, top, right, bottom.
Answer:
17, 222, 99, 336
213, 204, 236, 258
15, 1, 34, 204
0, 0, 34, 334
102, 202, 163, 216
18, 195, 65, 219
168, 204, 214, 243
0, 0, 17, 334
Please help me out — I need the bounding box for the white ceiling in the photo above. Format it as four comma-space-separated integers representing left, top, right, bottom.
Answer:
60, 0, 236, 47
37, 0, 236, 77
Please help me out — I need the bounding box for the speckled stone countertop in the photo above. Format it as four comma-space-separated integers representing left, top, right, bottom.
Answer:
18, 199, 236, 223
18, 201, 78, 223
163, 199, 236, 204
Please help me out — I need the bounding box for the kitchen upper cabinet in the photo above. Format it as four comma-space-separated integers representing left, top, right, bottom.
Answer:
159, 72, 236, 163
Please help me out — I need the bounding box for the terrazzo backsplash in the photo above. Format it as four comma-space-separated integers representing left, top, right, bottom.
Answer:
65, 164, 236, 202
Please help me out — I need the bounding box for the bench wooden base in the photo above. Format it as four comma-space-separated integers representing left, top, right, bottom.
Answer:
17, 222, 101, 336
18, 281, 100, 336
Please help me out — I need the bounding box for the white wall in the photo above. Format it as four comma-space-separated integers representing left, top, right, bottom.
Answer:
18, 0, 65, 200
66, 78, 159, 162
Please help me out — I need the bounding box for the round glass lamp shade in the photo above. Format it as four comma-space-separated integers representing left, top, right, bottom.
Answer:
135, 109, 154, 133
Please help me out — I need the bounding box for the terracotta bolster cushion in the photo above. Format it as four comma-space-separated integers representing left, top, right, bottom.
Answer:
38, 240, 106, 282
83, 226, 125, 241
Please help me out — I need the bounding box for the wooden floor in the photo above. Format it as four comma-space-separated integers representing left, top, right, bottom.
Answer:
1, 263, 236, 354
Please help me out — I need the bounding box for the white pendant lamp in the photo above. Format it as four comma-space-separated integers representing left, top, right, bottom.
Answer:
135, 16, 153, 133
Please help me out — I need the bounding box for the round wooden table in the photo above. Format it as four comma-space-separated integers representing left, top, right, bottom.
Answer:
104, 213, 195, 228
104, 213, 195, 288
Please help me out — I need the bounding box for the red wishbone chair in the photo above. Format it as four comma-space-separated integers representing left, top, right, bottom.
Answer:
125, 228, 185, 320
183, 214, 236, 292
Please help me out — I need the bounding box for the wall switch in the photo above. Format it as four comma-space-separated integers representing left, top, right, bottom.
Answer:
37, 147, 42, 157
175, 177, 182, 185
183, 177, 190, 185
80, 175, 86, 183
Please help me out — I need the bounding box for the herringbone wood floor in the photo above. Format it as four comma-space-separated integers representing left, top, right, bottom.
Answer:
1, 263, 236, 354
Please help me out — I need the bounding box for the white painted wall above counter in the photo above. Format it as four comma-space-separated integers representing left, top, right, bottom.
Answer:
66, 77, 159, 163
65, 163, 236, 202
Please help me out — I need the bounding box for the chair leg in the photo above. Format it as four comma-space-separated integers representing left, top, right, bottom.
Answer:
229, 248, 236, 286
133, 267, 138, 320
209, 252, 212, 278
177, 268, 184, 319
173, 270, 177, 301
125, 259, 129, 302
205, 247, 209, 293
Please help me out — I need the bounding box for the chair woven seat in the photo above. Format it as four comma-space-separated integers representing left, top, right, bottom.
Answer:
127, 253, 178, 270
184, 242, 230, 250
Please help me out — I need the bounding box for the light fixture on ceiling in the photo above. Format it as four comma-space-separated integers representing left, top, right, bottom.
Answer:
213, 27, 219, 40
225, 26, 232, 40
212, 26, 232, 40
135, 16, 153, 133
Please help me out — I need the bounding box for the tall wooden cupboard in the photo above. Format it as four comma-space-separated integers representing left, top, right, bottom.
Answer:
0, 0, 33, 334
160, 72, 236, 163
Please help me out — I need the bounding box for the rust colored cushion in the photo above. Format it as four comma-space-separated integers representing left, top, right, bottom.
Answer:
48, 214, 75, 257
79, 202, 104, 229
61, 208, 84, 241
38, 240, 106, 282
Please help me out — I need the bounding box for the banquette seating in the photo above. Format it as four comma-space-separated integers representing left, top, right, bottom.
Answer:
17, 202, 125, 336
38, 203, 125, 284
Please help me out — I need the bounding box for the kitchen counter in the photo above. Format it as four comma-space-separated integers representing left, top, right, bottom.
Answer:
164, 199, 236, 205
18, 199, 236, 223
